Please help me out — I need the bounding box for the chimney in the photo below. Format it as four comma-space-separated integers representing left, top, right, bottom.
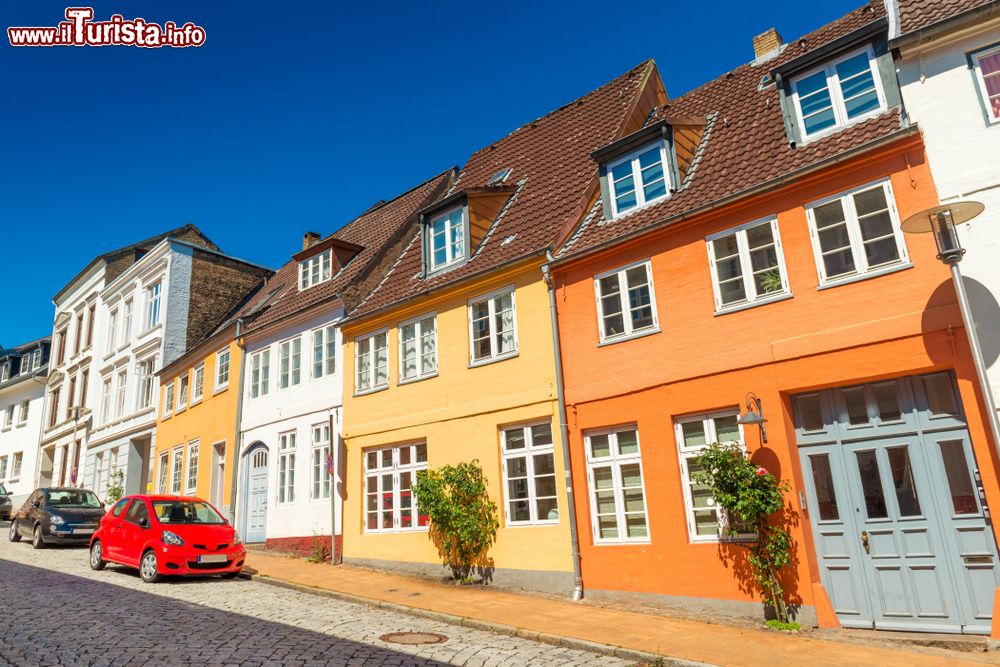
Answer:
753, 28, 783, 62
302, 231, 321, 251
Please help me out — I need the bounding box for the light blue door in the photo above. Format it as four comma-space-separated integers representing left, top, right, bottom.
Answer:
795, 372, 1000, 634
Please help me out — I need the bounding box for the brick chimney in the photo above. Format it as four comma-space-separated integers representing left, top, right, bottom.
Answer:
753, 28, 783, 62
302, 231, 321, 251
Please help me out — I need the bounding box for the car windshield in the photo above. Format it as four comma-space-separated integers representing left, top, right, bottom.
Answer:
0, 484, 7, 495
152, 501, 225, 525
45, 490, 101, 508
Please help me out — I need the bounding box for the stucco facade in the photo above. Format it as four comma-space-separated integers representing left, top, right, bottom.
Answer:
0, 339, 49, 504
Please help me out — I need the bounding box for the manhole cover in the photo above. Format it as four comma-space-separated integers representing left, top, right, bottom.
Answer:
379, 632, 448, 645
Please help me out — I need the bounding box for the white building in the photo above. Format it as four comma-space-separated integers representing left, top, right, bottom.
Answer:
0, 338, 49, 504
891, 0, 1000, 399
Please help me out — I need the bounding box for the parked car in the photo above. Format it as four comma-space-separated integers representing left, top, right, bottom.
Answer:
8, 488, 105, 548
0, 484, 12, 521
89, 495, 245, 583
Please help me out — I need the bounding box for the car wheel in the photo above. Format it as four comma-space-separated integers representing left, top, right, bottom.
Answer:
139, 550, 161, 583
89, 541, 106, 571
31, 525, 45, 549
8, 521, 20, 543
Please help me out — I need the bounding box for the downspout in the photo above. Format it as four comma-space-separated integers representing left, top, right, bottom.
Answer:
541, 251, 584, 601
228, 317, 248, 527
329, 407, 340, 564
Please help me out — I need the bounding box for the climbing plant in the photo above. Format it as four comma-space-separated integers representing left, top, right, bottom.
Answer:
106, 469, 126, 504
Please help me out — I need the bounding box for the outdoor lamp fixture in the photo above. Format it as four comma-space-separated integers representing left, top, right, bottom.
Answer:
737, 392, 768, 444
901, 201, 1000, 455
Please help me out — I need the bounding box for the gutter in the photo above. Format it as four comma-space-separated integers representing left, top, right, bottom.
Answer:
541, 251, 584, 602
228, 317, 248, 527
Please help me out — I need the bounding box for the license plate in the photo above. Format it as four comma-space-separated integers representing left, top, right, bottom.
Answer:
198, 554, 227, 564
72, 528, 95, 535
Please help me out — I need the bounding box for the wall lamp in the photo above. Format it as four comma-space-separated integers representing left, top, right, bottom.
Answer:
737, 392, 768, 444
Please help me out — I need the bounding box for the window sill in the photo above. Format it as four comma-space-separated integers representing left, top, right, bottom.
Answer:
597, 327, 661, 348
468, 351, 519, 369
213, 384, 229, 396
713, 292, 793, 316
162, 412, 172, 421
0, 426, 10, 433
505, 520, 560, 529
363, 526, 430, 535
398, 371, 438, 386
593, 539, 651, 547
139, 323, 163, 339
190, 397, 203, 408
816, 262, 912, 291
354, 385, 389, 397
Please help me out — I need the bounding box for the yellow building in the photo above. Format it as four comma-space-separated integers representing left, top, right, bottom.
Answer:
340, 62, 661, 593
153, 321, 244, 516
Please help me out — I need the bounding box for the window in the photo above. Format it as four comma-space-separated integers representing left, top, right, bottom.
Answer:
0, 362, 8, 382
585, 427, 649, 543
791, 47, 884, 138
399, 315, 437, 382
311, 325, 336, 379
157, 452, 169, 493
469, 288, 517, 364
136, 357, 156, 410
115, 370, 127, 418
299, 249, 332, 290
171, 447, 184, 494
186, 441, 199, 494
100, 377, 113, 424
278, 431, 296, 504
48, 387, 60, 427
106, 309, 118, 354
3, 405, 13, 429
10, 453, 21, 480
311, 423, 331, 500
192, 364, 204, 402
177, 374, 189, 409
807, 180, 907, 284
595, 261, 658, 342
675, 411, 754, 541
0, 457, 7, 480
279, 337, 302, 389
215, 348, 231, 390
122, 299, 133, 343
607, 142, 670, 217
86, 304, 95, 348
249, 349, 270, 398
427, 207, 466, 272
707, 218, 789, 311
66, 375, 77, 421
501, 422, 558, 525
355, 330, 388, 393
162, 380, 175, 417
74, 311, 84, 356
93, 452, 106, 498
145, 282, 161, 329
56, 327, 67, 365
20, 353, 33, 375
973, 45, 1000, 123
79, 370, 88, 412
364, 443, 428, 532
18, 399, 29, 424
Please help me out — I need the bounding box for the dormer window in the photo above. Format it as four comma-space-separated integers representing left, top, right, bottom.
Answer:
428, 207, 466, 273
299, 249, 332, 290
607, 142, 670, 217
791, 47, 885, 139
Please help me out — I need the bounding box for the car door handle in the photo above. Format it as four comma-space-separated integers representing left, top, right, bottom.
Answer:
860, 530, 870, 555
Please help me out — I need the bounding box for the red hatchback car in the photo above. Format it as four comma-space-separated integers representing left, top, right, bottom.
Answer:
89, 495, 245, 583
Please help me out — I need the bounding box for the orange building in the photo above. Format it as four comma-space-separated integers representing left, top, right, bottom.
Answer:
550, 4, 1000, 635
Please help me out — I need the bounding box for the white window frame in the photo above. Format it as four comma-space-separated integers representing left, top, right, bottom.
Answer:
115, 369, 127, 419
790, 45, 887, 141
3, 405, 13, 429
249, 349, 270, 399
0, 362, 8, 382
9, 452, 21, 481
706, 217, 791, 312
311, 423, 331, 500
18, 399, 29, 425
972, 43, 1000, 125
805, 179, 909, 286
215, 347, 230, 391
674, 410, 754, 543
101, 377, 113, 424
398, 313, 437, 383
311, 324, 337, 380
162, 380, 175, 418
171, 446, 184, 495
185, 440, 199, 495
106, 308, 118, 354
354, 329, 389, 394
136, 356, 156, 410
584, 425, 650, 544
145, 282, 161, 330
279, 336, 302, 390
500, 422, 559, 526
606, 140, 672, 218
363, 442, 429, 533
122, 298, 133, 344
0, 457, 7, 480
426, 206, 467, 273
467, 286, 518, 365
593, 260, 659, 343
192, 363, 205, 403
157, 452, 169, 493
176, 373, 189, 412
299, 249, 332, 290
277, 431, 296, 504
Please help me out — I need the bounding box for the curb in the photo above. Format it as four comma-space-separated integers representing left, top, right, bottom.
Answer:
252, 574, 714, 666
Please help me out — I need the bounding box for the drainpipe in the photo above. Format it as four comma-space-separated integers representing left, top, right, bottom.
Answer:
328, 407, 341, 564
541, 251, 584, 601
228, 317, 248, 529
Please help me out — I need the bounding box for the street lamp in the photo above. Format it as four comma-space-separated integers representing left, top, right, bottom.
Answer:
737, 392, 768, 444
901, 201, 1000, 453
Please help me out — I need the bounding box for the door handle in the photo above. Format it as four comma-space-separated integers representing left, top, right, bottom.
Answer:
861, 530, 870, 555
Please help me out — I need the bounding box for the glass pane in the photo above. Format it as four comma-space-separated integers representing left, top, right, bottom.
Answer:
595, 489, 617, 515
813, 200, 847, 230
809, 454, 839, 521
855, 450, 888, 519
718, 278, 747, 305
887, 447, 922, 517
715, 256, 743, 282
510, 500, 530, 522
504, 428, 526, 451
712, 234, 739, 259
531, 423, 553, 446
872, 382, 901, 421
589, 434, 611, 459
592, 466, 614, 490
619, 463, 642, 488
864, 237, 900, 267
536, 497, 558, 521
533, 453, 554, 476
598, 514, 619, 539
622, 488, 645, 513
939, 440, 979, 515
415, 444, 427, 463
804, 107, 837, 134
507, 457, 528, 479
843, 86, 879, 118
842, 387, 869, 426
508, 477, 529, 500
694, 509, 720, 536
534, 476, 556, 498
923, 373, 958, 416
823, 248, 856, 278
680, 420, 706, 449
616, 430, 639, 455
714, 415, 740, 443
625, 513, 648, 538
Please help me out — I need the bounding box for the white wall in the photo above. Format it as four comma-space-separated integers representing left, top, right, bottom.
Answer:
0, 380, 46, 503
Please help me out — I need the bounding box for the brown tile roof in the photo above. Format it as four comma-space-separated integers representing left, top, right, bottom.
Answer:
897, 0, 996, 36
346, 61, 656, 322
237, 170, 454, 335
557, 1, 913, 261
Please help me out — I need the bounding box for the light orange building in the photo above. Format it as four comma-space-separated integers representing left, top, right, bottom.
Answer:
550, 4, 1000, 635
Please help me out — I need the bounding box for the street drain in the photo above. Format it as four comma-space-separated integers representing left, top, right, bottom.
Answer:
379, 632, 448, 645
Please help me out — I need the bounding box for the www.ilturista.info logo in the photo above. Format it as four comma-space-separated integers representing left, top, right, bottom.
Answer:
8, 8, 206, 48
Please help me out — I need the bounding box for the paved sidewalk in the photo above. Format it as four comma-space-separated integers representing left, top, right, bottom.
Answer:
246, 553, 998, 667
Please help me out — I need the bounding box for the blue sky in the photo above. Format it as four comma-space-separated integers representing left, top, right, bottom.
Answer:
1, 0, 862, 346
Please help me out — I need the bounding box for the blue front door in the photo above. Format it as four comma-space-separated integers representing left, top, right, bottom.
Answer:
795, 372, 1000, 634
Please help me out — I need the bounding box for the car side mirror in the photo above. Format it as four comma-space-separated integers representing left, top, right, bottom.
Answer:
138, 517, 149, 529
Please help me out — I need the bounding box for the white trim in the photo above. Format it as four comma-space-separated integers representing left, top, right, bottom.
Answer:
170, 445, 184, 495
584, 425, 650, 545
706, 216, 790, 313
362, 442, 429, 533
426, 205, 468, 274
310, 422, 332, 501
214, 347, 231, 392
191, 363, 205, 404
310, 322, 337, 381
467, 285, 518, 366
593, 259, 660, 344
185, 440, 200, 496
606, 140, 672, 219
248, 348, 270, 399
277, 430, 297, 505
277, 334, 302, 390
398, 312, 438, 384
354, 328, 389, 394
971, 43, 1000, 125
500, 421, 559, 526
298, 249, 333, 291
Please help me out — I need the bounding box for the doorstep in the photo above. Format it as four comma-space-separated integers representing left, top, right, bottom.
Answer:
244, 553, 992, 667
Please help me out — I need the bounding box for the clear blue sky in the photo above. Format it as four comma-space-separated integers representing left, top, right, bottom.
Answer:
1, 0, 862, 346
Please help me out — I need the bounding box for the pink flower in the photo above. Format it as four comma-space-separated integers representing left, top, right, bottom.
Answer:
755, 467, 768, 477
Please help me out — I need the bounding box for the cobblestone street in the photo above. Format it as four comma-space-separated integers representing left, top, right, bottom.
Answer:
0, 530, 625, 667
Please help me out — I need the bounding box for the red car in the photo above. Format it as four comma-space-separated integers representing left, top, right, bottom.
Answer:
89, 495, 245, 583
